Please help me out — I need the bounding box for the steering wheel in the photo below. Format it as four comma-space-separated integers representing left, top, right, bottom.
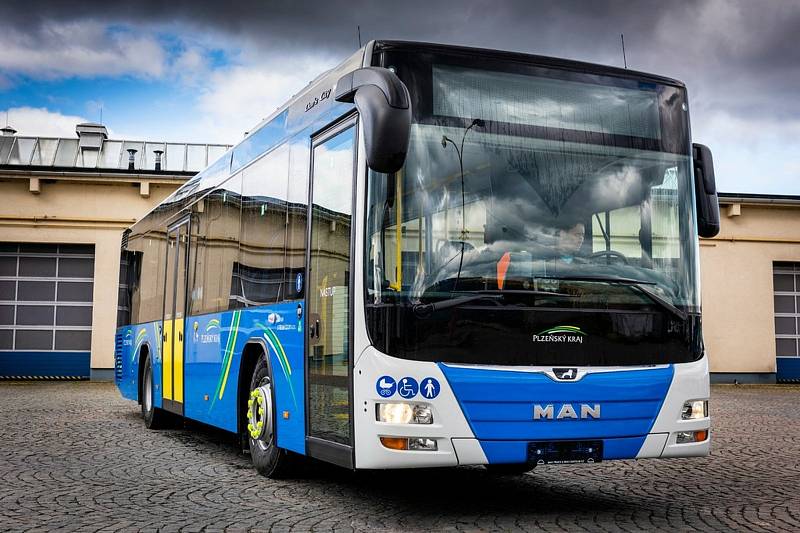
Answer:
588, 250, 629, 265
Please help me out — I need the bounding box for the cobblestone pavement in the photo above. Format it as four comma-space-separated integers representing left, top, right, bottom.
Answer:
1, 382, 799, 532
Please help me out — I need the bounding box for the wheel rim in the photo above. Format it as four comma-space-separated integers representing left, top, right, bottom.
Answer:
247, 378, 273, 451
144, 366, 153, 413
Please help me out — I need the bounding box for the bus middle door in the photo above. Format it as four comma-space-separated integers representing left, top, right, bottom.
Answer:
162, 218, 190, 415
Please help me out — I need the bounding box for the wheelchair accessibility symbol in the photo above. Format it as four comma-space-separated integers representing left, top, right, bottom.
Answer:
376, 376, 396, 397
397, 377, 419, 399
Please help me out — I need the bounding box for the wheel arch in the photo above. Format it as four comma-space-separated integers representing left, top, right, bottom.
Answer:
136, 343, 152, 405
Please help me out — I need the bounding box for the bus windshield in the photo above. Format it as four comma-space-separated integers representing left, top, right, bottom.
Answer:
365, 52, 703, 366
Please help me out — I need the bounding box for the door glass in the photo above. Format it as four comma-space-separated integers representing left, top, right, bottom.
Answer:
162, 230, 177, 401
307, 126, 355, 445
173, 223, 189, 405
175, 225, 188, 320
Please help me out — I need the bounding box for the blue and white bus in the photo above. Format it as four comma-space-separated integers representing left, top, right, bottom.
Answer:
115, 41, 720, 477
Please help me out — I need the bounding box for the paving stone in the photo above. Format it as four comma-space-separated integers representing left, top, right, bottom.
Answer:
0, 382, 798, 532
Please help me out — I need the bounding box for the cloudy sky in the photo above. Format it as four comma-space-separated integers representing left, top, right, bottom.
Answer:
1, 0, 798, 193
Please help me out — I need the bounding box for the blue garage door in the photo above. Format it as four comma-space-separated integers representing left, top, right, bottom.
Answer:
0, 243, 94, 379
774, 262, 800, 383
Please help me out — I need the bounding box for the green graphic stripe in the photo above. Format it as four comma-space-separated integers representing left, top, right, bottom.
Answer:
133, 328, 147, 363
255, 322, 291, 376
261, 327, 297, 408
215, 311, 241, 401
537, 325, 586, 336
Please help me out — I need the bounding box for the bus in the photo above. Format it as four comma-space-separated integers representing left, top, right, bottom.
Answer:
115, 40, 720, 477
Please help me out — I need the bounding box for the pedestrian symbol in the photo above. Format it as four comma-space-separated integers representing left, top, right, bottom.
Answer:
376, 376, 396, 398
397, 377, 419, 399
421, 377, 440, 399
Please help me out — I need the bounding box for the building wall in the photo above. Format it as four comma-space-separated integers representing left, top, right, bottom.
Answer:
0, 172, 183, 375
700, 202, 800, 379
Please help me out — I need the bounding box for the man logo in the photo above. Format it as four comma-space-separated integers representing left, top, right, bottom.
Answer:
553, 367, 577, 380
533, 403, 601, 420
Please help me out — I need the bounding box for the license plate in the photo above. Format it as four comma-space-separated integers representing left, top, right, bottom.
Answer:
528, 440, 603, 465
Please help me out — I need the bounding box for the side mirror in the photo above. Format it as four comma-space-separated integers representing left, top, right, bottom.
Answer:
693, 143, 720, 238
335, 67, 411, 174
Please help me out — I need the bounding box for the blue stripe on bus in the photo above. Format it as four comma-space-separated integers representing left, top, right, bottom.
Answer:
119, 303, 306, 455
439, 363, 674, 462
116, 322, 162, 406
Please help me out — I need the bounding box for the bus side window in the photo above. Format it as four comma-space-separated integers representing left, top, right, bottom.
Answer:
286, 134, 310, 300
136, 230, 165, 324
237, 144, 290, 306
190, 176, 243, 315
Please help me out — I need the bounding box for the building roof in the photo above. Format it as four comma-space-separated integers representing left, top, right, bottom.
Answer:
0, 123, 231, 174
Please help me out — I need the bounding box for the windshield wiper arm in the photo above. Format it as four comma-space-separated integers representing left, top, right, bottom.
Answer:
539, 275, 688, 321
412, 293, 503, 318
630, 283, 688, 321
478, 289, 577, 297
412, 288, 578, 319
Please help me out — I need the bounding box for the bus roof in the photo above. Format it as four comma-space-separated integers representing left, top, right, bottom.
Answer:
372, 40, 686, 89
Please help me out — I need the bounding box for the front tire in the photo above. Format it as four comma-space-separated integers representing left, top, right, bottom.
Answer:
141, 354, 173, 429
247, 355, 301, 478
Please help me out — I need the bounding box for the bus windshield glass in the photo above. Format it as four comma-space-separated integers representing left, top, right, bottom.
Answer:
365, 50, 702, 366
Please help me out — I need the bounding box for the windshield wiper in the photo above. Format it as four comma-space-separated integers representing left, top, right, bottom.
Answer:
412, 288, 576, 318
412, 293, 503, 318
538, 275, 688, 321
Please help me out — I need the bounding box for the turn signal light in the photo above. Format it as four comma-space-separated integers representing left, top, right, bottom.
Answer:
380, 437, 408, 450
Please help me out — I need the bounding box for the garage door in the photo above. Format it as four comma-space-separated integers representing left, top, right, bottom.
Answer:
0, 243, 94, 379
774, 262, 800, 383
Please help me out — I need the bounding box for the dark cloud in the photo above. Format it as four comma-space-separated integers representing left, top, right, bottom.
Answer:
2, 0, 797, 113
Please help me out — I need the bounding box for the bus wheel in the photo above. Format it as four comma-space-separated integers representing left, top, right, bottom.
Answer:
141, 354, 172, 429
484, 463, 535, 476
247, 355, 300, 478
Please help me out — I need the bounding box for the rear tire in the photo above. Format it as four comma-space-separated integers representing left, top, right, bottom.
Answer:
141, 354, 173, 429
247, 354, 302, 478
484, 463, 535, 476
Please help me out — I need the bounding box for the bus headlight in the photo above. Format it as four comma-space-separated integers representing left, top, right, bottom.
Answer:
377, 403, 433, 424
681, 399, 708, 420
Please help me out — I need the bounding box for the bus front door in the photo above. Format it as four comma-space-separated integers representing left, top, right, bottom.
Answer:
305, 119, 356, 467
162, 219, 189, 415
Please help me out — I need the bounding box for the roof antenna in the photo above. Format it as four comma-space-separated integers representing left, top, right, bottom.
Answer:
620, 33, 628, 69
99, 106, 103, 125
357, 25, 362, 48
